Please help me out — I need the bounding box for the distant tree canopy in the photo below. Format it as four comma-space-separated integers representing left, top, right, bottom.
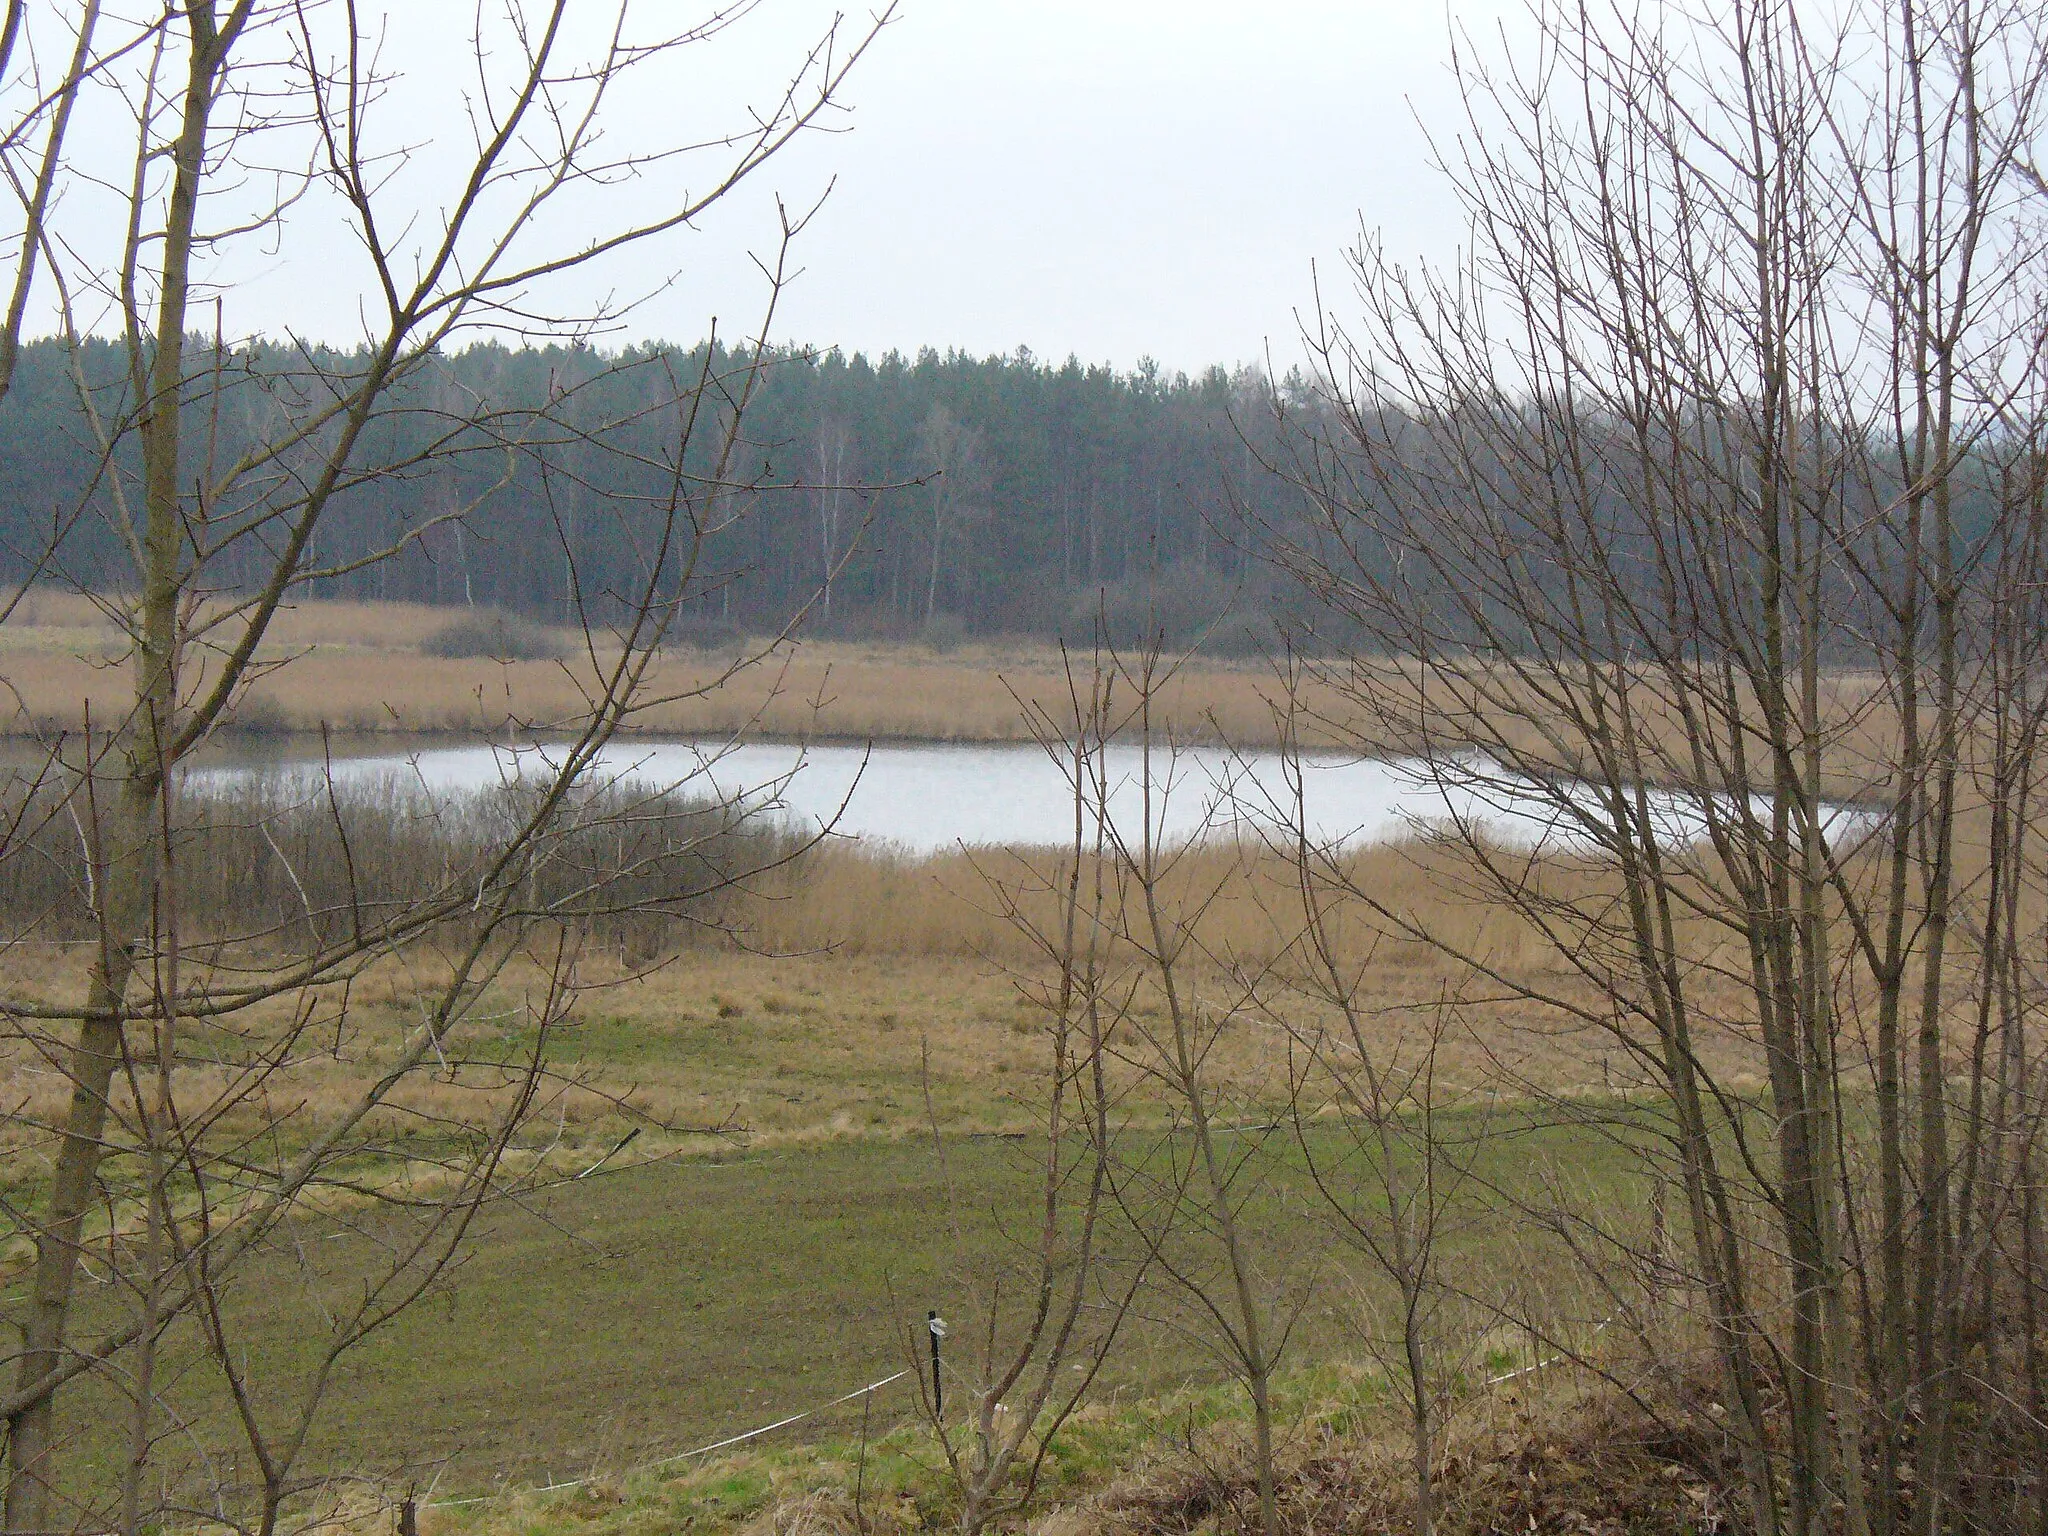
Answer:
0, 337, 1316, 648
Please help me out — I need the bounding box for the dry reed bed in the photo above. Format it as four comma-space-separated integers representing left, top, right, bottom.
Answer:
742, 838, 1781, 1088
0, 834, 1778, 1199
0, 595, 1311, 744
4, 786, 2004, 1196
1, 596, 1936, 799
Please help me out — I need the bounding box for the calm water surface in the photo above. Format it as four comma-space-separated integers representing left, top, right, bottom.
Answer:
187, 737, 1867, 856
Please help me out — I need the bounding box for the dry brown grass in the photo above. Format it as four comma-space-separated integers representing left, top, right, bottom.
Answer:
1073, 1373, 1721, 1536
0, 868, 1462, 1192
0, 828, 1769, 1235
0, 594, 1316, 744
740, 837, 1776, 1096
0, 596, 1931, 805
0, 835, 1695, 1236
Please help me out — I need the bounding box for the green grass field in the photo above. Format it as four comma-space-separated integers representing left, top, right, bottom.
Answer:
46, 1110, 1646, 1511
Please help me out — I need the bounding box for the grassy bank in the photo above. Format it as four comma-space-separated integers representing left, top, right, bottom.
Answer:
47, 1114, 1642, 1504
424, 1373, 1712, 1536
0, 832, 1765, 1216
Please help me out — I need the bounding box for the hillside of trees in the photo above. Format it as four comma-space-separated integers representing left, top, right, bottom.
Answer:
0, 337, 1313, 648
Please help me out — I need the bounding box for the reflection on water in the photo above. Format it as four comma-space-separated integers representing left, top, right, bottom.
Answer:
183, 738, 1875, 857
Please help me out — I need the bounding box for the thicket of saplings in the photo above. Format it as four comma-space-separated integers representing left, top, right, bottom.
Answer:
0, 771, 792, 956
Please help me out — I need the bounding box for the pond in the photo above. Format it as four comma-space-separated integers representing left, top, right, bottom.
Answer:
185, 737, 1874, 857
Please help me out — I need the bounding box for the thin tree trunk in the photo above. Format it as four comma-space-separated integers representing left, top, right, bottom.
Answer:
5, 5, 227, 1519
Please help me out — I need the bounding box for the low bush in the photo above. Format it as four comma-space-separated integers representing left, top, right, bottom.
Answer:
919, 611, 969, 653
1064, 561, 1280, 658
662, 615, 749, 654
421, 608, 567, 661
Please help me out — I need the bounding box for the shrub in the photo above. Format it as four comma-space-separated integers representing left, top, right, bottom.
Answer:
420, 607, 565, 661
217, 690, 292, 735
663, 615, 749, 655
919, 611, 969, 653
1065, 561, 1276, 656
0, 771, 797, 959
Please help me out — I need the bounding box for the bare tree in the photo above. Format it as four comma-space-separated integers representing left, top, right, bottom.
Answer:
0, 3, 893, 1531
917, 403, 987, 628
914, 656, 1155, 1536
1059, 641, 1299, 1536
1259, 773, 1475, 1536
0, 1, 110, 408
813, 415, 855, 627
1264, 1, 2048, 1532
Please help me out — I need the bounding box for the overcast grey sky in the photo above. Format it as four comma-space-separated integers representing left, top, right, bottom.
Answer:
44, 2, 1510, 374
672, 0, 1495, 373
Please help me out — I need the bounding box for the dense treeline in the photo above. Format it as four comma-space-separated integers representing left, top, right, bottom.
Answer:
5, 332, 2006, 661
0, 336, 1312, 646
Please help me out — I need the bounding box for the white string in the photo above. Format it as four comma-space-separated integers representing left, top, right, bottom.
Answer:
647, 1369, 911, 1467
426, 1367, 912, 1508
422, 1314, 1607, 1517
1481, 1317, 1613, 1386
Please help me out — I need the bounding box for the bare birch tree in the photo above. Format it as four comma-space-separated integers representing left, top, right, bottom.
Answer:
917, 403, 987, 629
